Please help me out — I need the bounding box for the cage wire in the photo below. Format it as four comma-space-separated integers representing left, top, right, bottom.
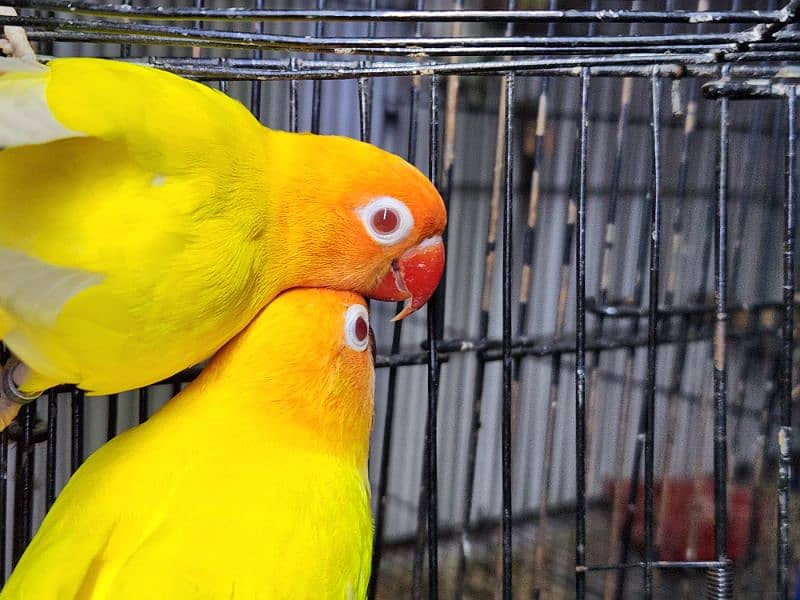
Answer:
0, 0, 798, 598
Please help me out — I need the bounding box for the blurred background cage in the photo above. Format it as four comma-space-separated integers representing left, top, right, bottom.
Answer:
0, 0, 799, 598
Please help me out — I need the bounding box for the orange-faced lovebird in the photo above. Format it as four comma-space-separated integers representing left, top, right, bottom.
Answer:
2, 288, 377, 599
0, 55, 445, 427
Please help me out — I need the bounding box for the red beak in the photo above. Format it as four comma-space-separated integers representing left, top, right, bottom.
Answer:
371, 236, 445, 321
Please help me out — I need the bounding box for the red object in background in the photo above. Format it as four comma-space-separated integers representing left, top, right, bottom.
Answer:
603, 477, 762, 563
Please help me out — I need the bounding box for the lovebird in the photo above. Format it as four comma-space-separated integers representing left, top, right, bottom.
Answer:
2, 288, 376, 599
0, 55, 445, 425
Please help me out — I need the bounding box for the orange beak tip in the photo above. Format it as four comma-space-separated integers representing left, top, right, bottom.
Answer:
390, 300, 414, 322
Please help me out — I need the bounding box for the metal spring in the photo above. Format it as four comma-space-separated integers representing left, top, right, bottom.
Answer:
705, 562, 733, 600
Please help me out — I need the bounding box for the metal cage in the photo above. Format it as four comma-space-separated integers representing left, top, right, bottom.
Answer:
0, 1, 798, 598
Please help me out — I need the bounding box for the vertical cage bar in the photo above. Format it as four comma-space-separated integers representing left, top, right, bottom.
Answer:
777, 84, 796, 600
248, 0, 264, 121
46, 390, 57, 508
643, 71, 662, 600
579, 0, 605, 519
709, 88, 731, 593
501, 70, 515, 600
70, 389, 84, 473
0, 428, 6, 582
12, 402, 33, 565
0, 335, 7, 581
358, 73, 371, 143
138, 388, 148, 424
575, 66, 589, 600
310, 0, 325, 134
497, 7, 516, 598
363, 0, 377, 143
288, 57, 299, 134
413, 442, 426, 597
106, 393, 117, 440
23, 407, 33, 547
425, 73, 441, 600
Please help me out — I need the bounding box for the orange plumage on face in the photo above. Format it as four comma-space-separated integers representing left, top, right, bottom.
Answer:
203, 288, 375, 463
264, 131, 447, 319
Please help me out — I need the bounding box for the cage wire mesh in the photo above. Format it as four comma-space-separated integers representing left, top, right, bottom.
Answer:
0, 0, 799, 598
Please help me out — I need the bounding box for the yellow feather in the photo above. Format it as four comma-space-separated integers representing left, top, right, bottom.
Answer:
1, 289, 374, 599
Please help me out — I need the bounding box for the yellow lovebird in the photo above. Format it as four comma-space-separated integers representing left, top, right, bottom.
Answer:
0, 56, 445, 425
2, 288, 376, 599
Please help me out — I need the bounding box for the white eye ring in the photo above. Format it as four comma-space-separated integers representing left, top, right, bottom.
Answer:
344, 304, 370, 352
357, 196, 414, 246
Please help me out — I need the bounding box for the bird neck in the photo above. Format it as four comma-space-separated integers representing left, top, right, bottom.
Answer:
157, 360, 374, 470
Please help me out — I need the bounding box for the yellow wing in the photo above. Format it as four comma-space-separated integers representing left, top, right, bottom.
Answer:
0, 57, 256, 168
0, 58, 270, 391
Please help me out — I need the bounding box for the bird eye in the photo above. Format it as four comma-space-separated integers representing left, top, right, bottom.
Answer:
372, 207, 399, 235
358, 196, 414, 246
344, 304, 370, 352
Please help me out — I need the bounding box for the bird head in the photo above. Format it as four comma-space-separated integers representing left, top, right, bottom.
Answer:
265, 131, 446, 321
204, 288, 375, 462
